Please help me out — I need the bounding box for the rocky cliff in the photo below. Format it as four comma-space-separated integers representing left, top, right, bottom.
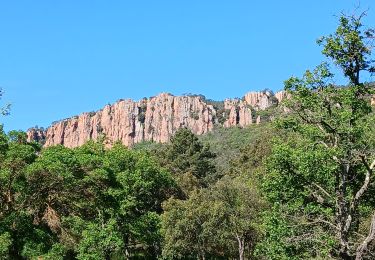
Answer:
27, 91, 285, 148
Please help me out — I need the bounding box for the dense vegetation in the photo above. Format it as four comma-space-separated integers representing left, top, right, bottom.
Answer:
0, 131, 176, 259
256, 13, 375, 259
1, 11, 375, 260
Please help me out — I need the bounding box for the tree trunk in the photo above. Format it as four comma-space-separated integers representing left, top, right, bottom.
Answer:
336, 163, 354, 260
236, 234, 245, 260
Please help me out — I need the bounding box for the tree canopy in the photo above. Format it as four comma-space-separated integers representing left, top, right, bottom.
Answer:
0, 135, 177, 259
258, 12, 375, 260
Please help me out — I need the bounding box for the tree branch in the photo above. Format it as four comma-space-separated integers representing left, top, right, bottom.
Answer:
312, 182, 333, 199
354, 156, 372, 206
356, 211, 375, 260
344, 156, 373, 233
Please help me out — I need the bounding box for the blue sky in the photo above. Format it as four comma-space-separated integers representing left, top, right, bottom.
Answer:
1, 1, 374, 131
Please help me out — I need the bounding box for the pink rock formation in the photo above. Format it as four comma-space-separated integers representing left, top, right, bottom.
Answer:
275, 91, 288, 103
256, 115, 261, 125
27, 91, 284, 148
28, 93, 216, 148
244, 90, 277, 110
223, 99, 253, 128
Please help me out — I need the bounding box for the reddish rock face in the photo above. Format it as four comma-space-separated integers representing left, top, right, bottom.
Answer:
274, 91, 288, 103
223, 99, 253, 128
27, 91, 285, 148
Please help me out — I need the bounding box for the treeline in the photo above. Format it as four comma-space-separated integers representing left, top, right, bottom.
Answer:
0, 123, 273, 259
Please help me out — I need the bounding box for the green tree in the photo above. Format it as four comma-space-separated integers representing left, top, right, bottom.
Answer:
0, 129, 42, 259
64, 142, 176, 259
259, 12, 375, 259
210, 177, 264, 260
26, 145, 85, 234
162, 191, 213, 259
161, 128, 216, 195
162, 176, 264, 259
1, 135, 179, 259
104, 143, 175, 257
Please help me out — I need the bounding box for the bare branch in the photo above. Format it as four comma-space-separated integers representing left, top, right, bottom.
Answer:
317, 140, 329, 148
354, 156, 372, 206
344, 156, 373, 233
312, 182, 333, 199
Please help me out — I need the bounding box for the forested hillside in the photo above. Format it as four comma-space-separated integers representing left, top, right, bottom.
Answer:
1, 11, 375, 260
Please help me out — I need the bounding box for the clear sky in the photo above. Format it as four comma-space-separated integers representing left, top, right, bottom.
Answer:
1, 1, 374, 131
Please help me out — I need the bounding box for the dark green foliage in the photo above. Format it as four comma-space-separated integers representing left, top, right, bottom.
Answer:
132, 140, 164, 153
159, 128, 217, 195
0, 128, 41, 259
0, 133, 176, 259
